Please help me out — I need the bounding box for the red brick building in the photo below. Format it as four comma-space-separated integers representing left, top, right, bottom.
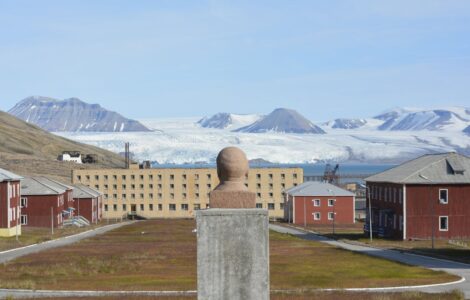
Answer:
0, 168, 22, 237
285, 182, 355, 225
72, 184, 103, 224
20, 177, 69, 228
365, 152, 470, 240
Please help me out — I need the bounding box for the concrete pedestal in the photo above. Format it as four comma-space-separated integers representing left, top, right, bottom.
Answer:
196, 209, 269, 300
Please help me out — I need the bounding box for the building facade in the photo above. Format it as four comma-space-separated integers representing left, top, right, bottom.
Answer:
73, 184, 103, 224
0, 168, 22, 237
20, 177, 68, 227
72, 166, 303, 219
366, 153, 470, 240
285, 181, 355, 225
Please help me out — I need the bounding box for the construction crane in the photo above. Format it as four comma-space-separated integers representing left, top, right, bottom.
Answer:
323, 163, 339, 184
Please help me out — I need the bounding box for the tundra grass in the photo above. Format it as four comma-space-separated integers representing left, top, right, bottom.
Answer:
25, 290, 465, 300
0, 220, 458, 291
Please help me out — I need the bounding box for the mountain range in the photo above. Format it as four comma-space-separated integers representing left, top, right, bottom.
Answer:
200, 106, 470, 134
8, 96, 151, 132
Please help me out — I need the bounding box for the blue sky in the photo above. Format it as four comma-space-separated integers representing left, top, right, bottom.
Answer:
1, 0, 469, 121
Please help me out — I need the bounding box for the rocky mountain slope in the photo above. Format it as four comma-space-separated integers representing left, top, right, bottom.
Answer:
374, 107, 470, 131
197, 113, 261, 130
235, 108, 325, 134
0, 110, 126, 182
8, 96, 151, 132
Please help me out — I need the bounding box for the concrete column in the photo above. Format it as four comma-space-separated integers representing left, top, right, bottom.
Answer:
196, 147, 270, 300
197, 209, 269, 300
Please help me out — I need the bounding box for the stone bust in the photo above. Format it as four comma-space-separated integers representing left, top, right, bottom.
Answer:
215, 146, 249, 192
210, 147, 255, 208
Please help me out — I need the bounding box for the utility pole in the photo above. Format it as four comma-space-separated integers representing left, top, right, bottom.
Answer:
419, 174, 435, 249
368, 187, 373, 242
51, 207, 54, 235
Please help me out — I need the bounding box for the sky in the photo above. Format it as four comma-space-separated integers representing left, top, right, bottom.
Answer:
0, 0, 470, 121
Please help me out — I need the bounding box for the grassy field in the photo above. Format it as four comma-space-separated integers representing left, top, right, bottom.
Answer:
0, 221, 122, 252
0, 220, 458, 291
26, 290, 466, 300
294, 222, 470, 265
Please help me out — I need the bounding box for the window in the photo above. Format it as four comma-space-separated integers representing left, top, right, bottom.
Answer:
257, 183, 261, 189
139, 184, 144, 189
280, 203, 284, 209
194, 204, 201, 210
140, 175, 144, 180
328, 212, 334, 220
149, 184, 153, 189
140, 204, 144, 211
113, 175, 117, 180
268, 203, 275, 210
182, 174, 187, 180
269, 193, 273, 198
140, 193, 144, 199
158, 193, 162, 199
149, 193, 153, 199
196, 193, 200, 198
256, 174, 261, 179
170, 193, 174, 199
149, 175, 153, 180
158, 174, 162, 180
122, 194, 127, 199
131, 194, 135, 199
269, 183, 273, 190
207, 184, 211, 189
170, 174, 174, 180
77, 175, 81, 181
122, 175, 126, 180
95, 175, 99, 180
439, 216, 448, 231
293, 174, 298, 179
131, 175, 135, 180
281, 174, 285, 179
122, 204, 127, 211
181, 204, 189, 211
20, 197, 27, 208
149, 204, 153, 211
113, 194, 117, 199
104, 204, 108, 211
158, 204, 163, 211
170, 184, 174, 189
122, 184, 127, 189
439, 189, 448, 204
95, 185, 99, 189
269, 174, 273, 180
20, 215, 27, 225
256, 203, 263, 208
207, 174, 211, 180
104, 175, 108, 180
328, 199, 335, 206
113, 204, 117, 211
195, 174, 199, 180
183, 193, 187, 199
113, 184, 117, 190
104, 184, 108, 189
169, 204, 176, 211
313, 212, 320, 220
257, 193, 261, 198
313, 199, 320, 207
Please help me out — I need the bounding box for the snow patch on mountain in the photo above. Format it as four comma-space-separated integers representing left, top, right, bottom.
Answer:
197, 113, 262, 130
235, 108, 325, 134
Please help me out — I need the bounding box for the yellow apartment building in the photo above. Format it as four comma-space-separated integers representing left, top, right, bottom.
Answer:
72, 165, 303, 219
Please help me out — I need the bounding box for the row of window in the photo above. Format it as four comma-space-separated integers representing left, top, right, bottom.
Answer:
104, 202, 284, 212
370, 185, 403, 203
77, 173, 299, 182
103, 191, 280, 200
312, 212, 336, 221
95, 183, 287, 193
312, 199, 336, 207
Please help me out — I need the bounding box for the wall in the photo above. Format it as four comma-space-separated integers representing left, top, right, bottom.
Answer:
406, 184, 470, 239
21, 194, 65, 227
73, 167, 303, 219
291, 195, 355, 225
0, 180, 21, 236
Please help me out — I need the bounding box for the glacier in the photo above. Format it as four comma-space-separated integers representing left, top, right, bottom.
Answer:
54, 117, 470, 164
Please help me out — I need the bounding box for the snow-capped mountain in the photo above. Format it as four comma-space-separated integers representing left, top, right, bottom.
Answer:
8, 96, 151, 132
464, 125, 470, 135
323, 118, 368, 129
374, 107, 470, 131
235, 108, 325, 134
197, 113, 261, 130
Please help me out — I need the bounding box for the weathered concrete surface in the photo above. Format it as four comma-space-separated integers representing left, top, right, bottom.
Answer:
209, 190, 255, 208
197, 209, 269, 300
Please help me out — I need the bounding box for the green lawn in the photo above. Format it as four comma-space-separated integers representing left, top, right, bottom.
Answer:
0, 220, 121, 252
0, 219, 459, 291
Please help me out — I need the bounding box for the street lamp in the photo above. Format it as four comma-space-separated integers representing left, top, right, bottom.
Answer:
367, 186, 373, 242
419, 174, 435, 249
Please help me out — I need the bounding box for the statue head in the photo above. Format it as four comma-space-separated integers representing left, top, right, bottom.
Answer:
215, 147, 249, 192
